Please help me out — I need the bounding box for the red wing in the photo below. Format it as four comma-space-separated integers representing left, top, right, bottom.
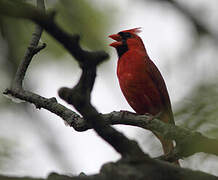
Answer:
145, 58, 175, 124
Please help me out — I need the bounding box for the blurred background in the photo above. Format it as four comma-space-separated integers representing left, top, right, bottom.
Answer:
0, 0, 218, 177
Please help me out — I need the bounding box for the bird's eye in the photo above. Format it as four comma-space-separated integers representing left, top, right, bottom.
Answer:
118, 32, 132, 39
124, 32, 132, 38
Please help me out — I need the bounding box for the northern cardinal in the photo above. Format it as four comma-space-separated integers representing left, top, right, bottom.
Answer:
109, 28, 177, 162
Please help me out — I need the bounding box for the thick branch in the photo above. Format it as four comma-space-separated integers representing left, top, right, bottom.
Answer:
64, 110, 218, 160
58, 70, 145, 158
1, 160, 218, 180
3, 88, 81, 125
5, 77, 218, 160
4, 82, 218, 160
101, 112, 218, 159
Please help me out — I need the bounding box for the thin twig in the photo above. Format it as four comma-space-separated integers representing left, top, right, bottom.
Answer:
11, 0, 46, 90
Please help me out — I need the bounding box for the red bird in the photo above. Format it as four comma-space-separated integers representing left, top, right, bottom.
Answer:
109, 28, 176, 160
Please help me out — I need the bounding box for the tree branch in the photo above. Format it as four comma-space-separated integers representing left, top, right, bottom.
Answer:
60, 110, 218, 161
58, 73, 146, 158
1, 0, 145, 159
11, 0, 46, 90
1, 160, 218, 180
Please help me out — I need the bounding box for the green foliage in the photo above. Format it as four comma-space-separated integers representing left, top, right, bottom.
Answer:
175, 83, 218, 138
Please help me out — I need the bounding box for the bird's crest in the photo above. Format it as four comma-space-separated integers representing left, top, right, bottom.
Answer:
123, 27, 142, 35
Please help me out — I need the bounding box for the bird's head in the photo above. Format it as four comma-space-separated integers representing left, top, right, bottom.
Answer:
109, 28, 145, 58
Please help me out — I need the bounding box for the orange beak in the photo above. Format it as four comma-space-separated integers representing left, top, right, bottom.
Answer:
109, 34, 122, 48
